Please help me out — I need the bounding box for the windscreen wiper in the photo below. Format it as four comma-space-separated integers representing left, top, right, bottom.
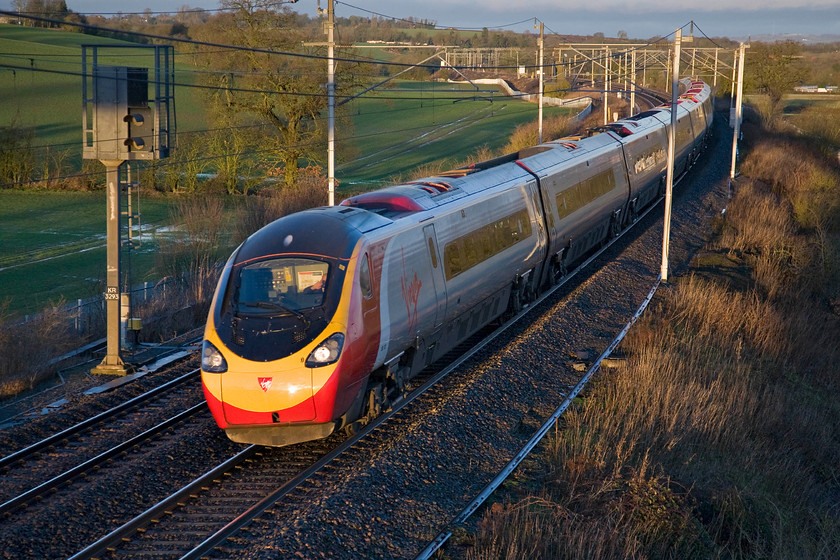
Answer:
237, 301, 309, 327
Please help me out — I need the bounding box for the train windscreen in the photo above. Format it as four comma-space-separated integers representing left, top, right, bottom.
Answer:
237, 258, 330, 314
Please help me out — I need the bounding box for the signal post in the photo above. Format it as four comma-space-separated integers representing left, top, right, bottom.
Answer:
82, 46, 175, 374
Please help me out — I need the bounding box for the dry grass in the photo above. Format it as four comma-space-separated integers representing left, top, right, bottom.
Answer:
466, 273, 840, 559
130, 277, 219, 343
504, 114, 578, 153
156, 195, 228, 302
463, 124, 840, 559
739, 133, 840, 306
0, 300, 75, 397
740, 137, 840, 233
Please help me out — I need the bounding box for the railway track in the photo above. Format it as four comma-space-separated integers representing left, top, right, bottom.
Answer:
65, 160, 681, 559
69, 327, 498, 559
0, 332, 202, 432
0, 372, 206, 518
1, 107, 728, 560
190, 108, 729, 559
0, 347, 245, 559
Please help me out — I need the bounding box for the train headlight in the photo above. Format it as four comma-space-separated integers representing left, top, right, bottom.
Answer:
202, 340, 228, 373
305, 333, 345, 368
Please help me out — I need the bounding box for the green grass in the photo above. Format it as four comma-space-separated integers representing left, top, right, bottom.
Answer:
743, 93, 840, 115
339, 80, 574, 187
0, 24, 209, 173
782, 94, 840, 113
0, 26, 580, 318
0, 190, 175, 315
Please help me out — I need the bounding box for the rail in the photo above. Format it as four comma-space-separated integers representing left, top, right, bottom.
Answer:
0, 402, 207, 517
0, 368, 199, 471
415, 276, 662, 559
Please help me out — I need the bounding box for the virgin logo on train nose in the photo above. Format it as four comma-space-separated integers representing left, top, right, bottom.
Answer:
258, 377, 272, 392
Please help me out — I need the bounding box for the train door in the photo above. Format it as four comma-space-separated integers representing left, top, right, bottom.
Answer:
423, 223, 447, 331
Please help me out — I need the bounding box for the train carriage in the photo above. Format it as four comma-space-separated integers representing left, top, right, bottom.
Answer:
201, 78, 715, 447
517, 132, 632, 283
611, 112, 670, 214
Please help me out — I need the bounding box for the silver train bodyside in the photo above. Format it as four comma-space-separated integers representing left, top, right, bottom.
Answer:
341, 79, 714, 386
202, 79, 714, 446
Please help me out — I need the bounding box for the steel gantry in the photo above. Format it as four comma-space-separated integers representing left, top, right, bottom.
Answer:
555, 43, 737, 93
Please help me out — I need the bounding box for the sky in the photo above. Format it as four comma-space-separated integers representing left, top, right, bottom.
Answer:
2, 0, 838, 41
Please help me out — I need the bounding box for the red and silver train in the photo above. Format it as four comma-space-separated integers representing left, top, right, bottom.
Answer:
201, 79, 714, 446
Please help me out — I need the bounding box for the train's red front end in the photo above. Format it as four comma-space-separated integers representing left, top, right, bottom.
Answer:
200, 210, 382, 447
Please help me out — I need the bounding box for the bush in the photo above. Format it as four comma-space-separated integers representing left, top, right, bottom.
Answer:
232, 165, 328, 245
504, 114, 577, 153
155, 195, 230, 306
0, 121, 35, 189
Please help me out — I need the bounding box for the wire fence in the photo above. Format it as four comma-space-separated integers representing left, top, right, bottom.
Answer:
14, 277, 180, 340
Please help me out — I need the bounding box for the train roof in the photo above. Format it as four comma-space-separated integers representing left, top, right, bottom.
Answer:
340, 155, 535, 219
339, 79, 711, 221
236, 206, 393, 264
339, 130, 624, 220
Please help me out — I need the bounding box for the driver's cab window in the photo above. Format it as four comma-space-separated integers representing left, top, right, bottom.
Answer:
238, 258, 329, 312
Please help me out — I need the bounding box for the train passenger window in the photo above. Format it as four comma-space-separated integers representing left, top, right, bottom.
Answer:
464, 236, 478, 267
445, 244, 463, 278
359, 253, 372, 299
558, 169, 615, 221
479, 229, 494, 260
443, 208, 532, 280
556, 184, 581, 219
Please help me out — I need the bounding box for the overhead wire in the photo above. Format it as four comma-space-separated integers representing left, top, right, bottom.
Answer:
1, 10, 725, 188
0, 96, 543, 189
1, 35, 556, 175
335, 1, 536, 32
689, 21, 730, 49
0, 8, 644, 74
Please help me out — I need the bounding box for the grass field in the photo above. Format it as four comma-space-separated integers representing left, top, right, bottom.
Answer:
0, 190, 175, 315
0, 24, 210, 173
338, 81, 573, 186
743, 92, 840, 115
780, 93, 840, 113
1, 26, 568, 317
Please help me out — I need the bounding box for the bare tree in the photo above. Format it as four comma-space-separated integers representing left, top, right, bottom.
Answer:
193, 1, 337, 188
747, 41, 809, 125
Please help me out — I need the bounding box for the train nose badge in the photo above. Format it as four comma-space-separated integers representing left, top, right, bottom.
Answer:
258, 377, 273, 392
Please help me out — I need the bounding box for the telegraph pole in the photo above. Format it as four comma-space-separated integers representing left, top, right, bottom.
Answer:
325, 0, 335, 206
730, 42, 747, 187
604, 46, 610, 125
730, 48, 738, 113
713, 48, 719, 88
630, 49, 636, 115
536, 19, 544, 144
661, 28, 681, 283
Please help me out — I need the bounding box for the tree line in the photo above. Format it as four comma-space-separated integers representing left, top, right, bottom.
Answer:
1, 1, 835, 195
